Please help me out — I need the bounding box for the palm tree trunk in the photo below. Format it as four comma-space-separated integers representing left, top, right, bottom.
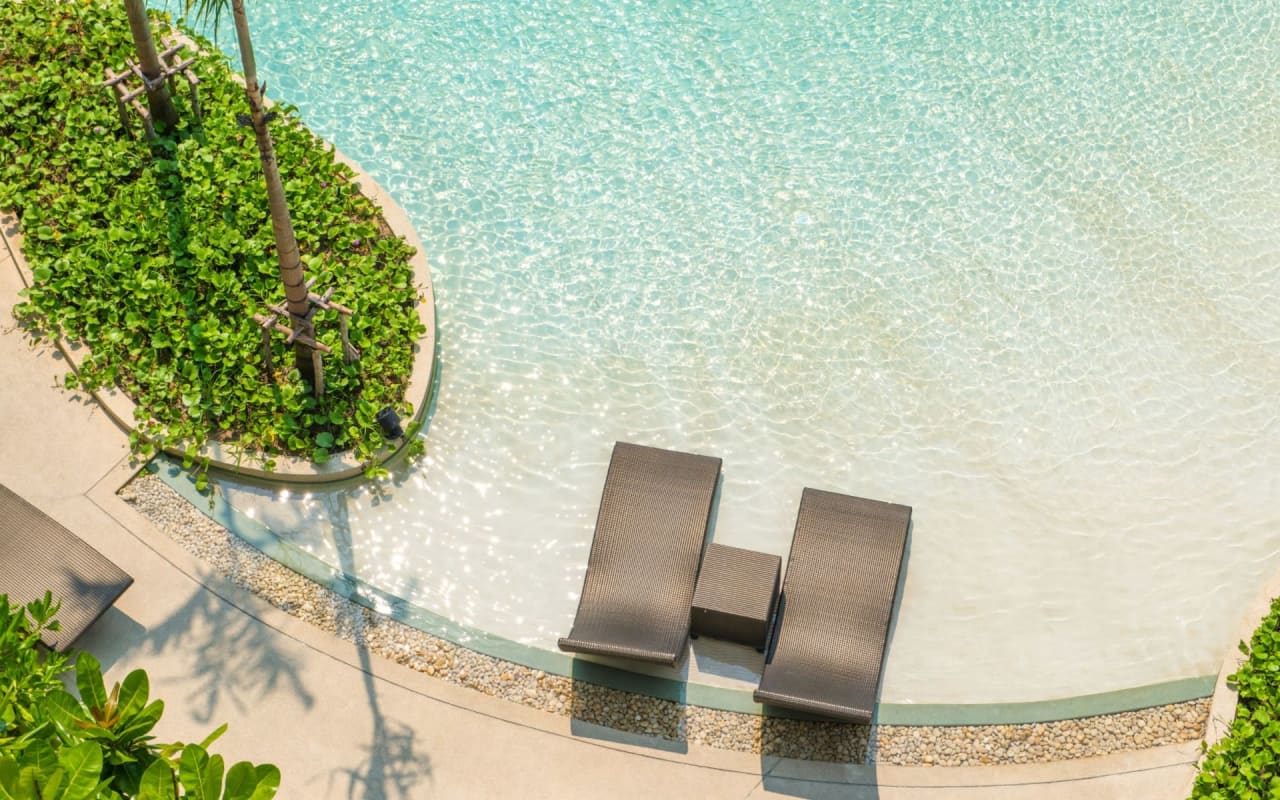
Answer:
123, 0, 179, 130
228, 0, 315, 387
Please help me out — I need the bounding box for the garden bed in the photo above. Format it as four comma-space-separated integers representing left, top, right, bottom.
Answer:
0, 0, 425, 475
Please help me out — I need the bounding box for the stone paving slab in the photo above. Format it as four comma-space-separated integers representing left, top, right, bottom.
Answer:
0, 216, 129, 498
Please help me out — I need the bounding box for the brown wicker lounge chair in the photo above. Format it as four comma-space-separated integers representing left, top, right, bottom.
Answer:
754, 488, 911, 723
0, 483, 134, 651
558, 442, 722, 666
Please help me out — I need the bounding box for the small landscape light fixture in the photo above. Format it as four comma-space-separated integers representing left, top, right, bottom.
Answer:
376, 406, 405, 440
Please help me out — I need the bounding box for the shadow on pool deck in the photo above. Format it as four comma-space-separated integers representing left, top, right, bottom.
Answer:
323, 488, 435, 800
82, 485, 438, 800
78, 566, 315, 724
333, 629, 435, 800
761, 765, 882, 800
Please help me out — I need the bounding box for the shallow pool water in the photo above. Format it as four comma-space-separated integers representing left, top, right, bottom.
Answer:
188, 1, 1280, 704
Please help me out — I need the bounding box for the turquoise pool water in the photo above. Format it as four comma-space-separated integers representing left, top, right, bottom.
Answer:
187, 1, 1280, 705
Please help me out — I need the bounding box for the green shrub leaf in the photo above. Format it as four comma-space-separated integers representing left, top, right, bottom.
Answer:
116, 669, 149, 720
1193, 596, 1280, 797
178, 745, 223, 800
74, 653, 108, 715
56, 742, 103, 800
137, 758, 177, 800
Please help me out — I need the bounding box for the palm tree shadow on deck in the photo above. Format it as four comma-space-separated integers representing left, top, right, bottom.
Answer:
139, 564, 316, 726
320, 488, 433, 800
112, 468, 433, 799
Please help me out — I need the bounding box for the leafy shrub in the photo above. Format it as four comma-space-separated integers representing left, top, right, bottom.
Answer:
1191, 597, 1280, 799
0, 593, 279, 799
0, 0, 425, 472
0, 593, 69, 750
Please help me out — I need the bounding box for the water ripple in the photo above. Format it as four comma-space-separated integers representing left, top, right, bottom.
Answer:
190, 0, 1280, 704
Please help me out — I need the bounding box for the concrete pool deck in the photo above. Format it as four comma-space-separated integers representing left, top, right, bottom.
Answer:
0, 213, 1234, 798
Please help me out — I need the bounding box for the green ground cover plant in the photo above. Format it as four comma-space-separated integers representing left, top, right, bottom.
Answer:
1, 593, 279, 799
1190, 597, 1280, 799
0, 0, 425, 474
0, 593, 68, 747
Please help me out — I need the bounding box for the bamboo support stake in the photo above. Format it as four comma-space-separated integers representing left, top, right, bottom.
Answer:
255, 311, 330, 353
183, 69, 202, 123
158, 42, 183, 96
338, 314, 360, 363
259, 324, 274, 374
312, 349, 325, 396
104, 69, 133, 136
251, 278, 353, 394
131, 97, 154, 139
159, 40, 202, 123
104, 40, 203, 136
114, 95, 131, 135
307, 289, 359, 363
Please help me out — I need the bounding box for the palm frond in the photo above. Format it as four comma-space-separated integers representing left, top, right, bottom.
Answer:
182, 0, 231, 40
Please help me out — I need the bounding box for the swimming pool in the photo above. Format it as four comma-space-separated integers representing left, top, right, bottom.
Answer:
186, 0, 1280, 706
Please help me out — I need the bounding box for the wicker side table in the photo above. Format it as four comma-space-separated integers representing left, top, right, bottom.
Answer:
690, 543, 781, 651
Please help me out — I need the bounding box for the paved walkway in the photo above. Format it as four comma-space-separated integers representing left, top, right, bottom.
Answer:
1, 215, 1206, 798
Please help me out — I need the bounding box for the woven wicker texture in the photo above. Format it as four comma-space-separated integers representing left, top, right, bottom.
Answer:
754, 487, 911, 723
691, 543, 780, 648
0, 483, 134, 651
558, 442, 721, 666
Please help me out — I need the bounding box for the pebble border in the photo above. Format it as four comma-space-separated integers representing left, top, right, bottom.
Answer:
122, 473, 1210, 765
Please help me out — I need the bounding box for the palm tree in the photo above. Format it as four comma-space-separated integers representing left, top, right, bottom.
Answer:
185, 0, 315, 387
123, 0, 179, 130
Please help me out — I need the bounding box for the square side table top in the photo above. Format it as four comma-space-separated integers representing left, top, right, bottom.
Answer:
692, 542, 781, 626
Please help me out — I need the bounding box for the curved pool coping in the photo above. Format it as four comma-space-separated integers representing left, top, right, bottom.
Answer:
1, 145, 437, 484
149, 458, 1219, 726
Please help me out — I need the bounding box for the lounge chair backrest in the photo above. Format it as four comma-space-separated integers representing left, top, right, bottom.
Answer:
0, 483, 134, 651
754, 487, 911, 723
558, 442, 721, 666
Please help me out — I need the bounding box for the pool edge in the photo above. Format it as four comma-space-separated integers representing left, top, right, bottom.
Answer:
151, 458, 1216, 727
